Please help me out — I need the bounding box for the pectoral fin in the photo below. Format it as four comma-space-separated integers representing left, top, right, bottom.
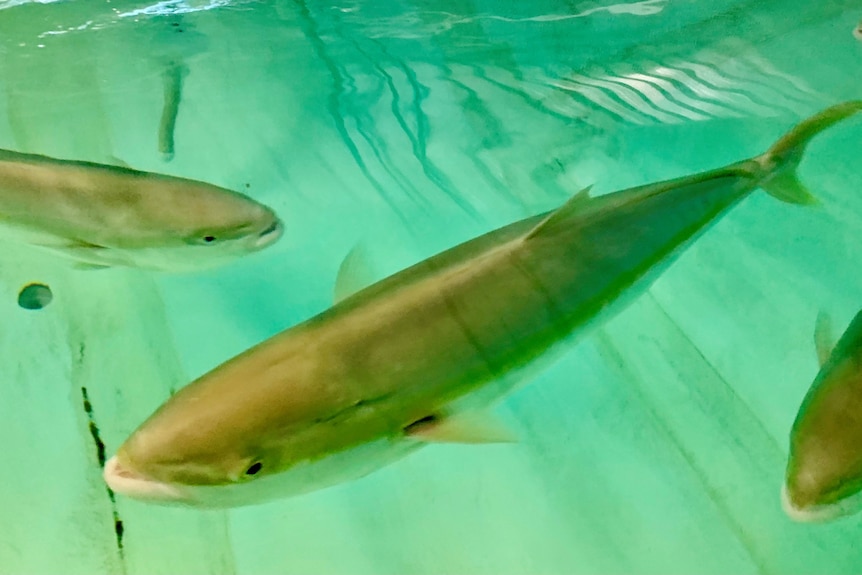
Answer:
334, 243, 377, 304
404, 411, 517, 444
56, 240, 112, 270
814, 311, 835, 366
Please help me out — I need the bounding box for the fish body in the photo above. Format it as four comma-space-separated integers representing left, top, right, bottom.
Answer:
783, 309, 862, 522
0, 148, 282, 271
105, 102, 862, 508
159, 60, 188, 162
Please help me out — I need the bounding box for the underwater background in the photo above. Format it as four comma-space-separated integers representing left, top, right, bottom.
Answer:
0, 0, 861, 573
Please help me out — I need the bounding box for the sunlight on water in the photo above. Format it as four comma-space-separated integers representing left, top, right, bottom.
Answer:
0, 0, 60, 10
117, 0, 243, 18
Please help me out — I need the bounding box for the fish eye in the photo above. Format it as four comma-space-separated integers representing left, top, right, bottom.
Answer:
245, 462, 263, 476
190, 233, 219, 246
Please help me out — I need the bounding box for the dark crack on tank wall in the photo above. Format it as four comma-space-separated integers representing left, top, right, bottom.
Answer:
80, 386, 126, 570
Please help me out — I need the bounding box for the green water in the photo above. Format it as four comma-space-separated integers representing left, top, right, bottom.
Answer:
0, 0, 860, 573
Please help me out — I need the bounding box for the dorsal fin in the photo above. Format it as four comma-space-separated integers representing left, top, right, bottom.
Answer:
525, 185, 593, 240
814, 310, 835, 367
333, 243, 377, 304
107, 155, 133, 170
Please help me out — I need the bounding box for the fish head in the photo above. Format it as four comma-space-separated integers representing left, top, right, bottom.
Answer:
103, 382, 285, 507
179, 184, 283, 250
167, 192, 284, 271
105, 431, 418, 509
782, 465, 862, 523
102, 347, 424, 509
169, 208, 284, 270
102, 341, 369, 508
111, 177, 285, 271
103, 446, 270, 508
103, 385, 419, 508
783, 361, 862, 522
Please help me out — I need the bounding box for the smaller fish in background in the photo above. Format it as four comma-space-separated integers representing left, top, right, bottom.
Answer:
159, 59, 189, 162
0, 148, 282, 272
784, 310, 862, 522
854, 21, 862, 41
17, 282, 52, 310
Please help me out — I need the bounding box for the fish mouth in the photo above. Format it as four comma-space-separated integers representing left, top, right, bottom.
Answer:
254, 218, 283, 249
103, 455, 188, 504
780, 483, 856, 523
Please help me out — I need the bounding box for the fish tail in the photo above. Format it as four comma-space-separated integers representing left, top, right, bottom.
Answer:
756, 100, 862, 205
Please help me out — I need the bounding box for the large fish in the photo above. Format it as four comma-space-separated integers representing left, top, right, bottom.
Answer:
105, 101, 862, 508
0, 149, 282, 271
783, 309, 862, 522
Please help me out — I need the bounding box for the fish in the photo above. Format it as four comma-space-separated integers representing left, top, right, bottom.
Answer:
0, 149, 283, 271
104, 101, 862, 508
783, 309, 862, 522
158, 59, 189, 162
854, 20, 862, 41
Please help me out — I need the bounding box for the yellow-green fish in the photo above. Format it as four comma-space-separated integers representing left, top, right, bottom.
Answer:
105, 102, 862, 508
783, 309, 862, 522
0, 148, 282, 271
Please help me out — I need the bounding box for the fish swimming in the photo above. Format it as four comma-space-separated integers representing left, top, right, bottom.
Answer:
159, 60, 188, 162
783, 309, 862, 522
0, 148, 282, 271
105, 101, 862, 508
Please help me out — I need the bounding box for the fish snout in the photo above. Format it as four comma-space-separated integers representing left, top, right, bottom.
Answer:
783, 458, 832, 511
103, 455, 186, 503
781, 482, 854, 523
781, 482, 821, 522
781, 464, 860, 523
253, 217, 284, 250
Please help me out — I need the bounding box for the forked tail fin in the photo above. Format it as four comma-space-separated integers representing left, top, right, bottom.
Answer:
757, 100, 862, 205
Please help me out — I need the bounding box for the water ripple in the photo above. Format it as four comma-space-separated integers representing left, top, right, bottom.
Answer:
357, 0, 667, 40
535, 48, 825, 126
